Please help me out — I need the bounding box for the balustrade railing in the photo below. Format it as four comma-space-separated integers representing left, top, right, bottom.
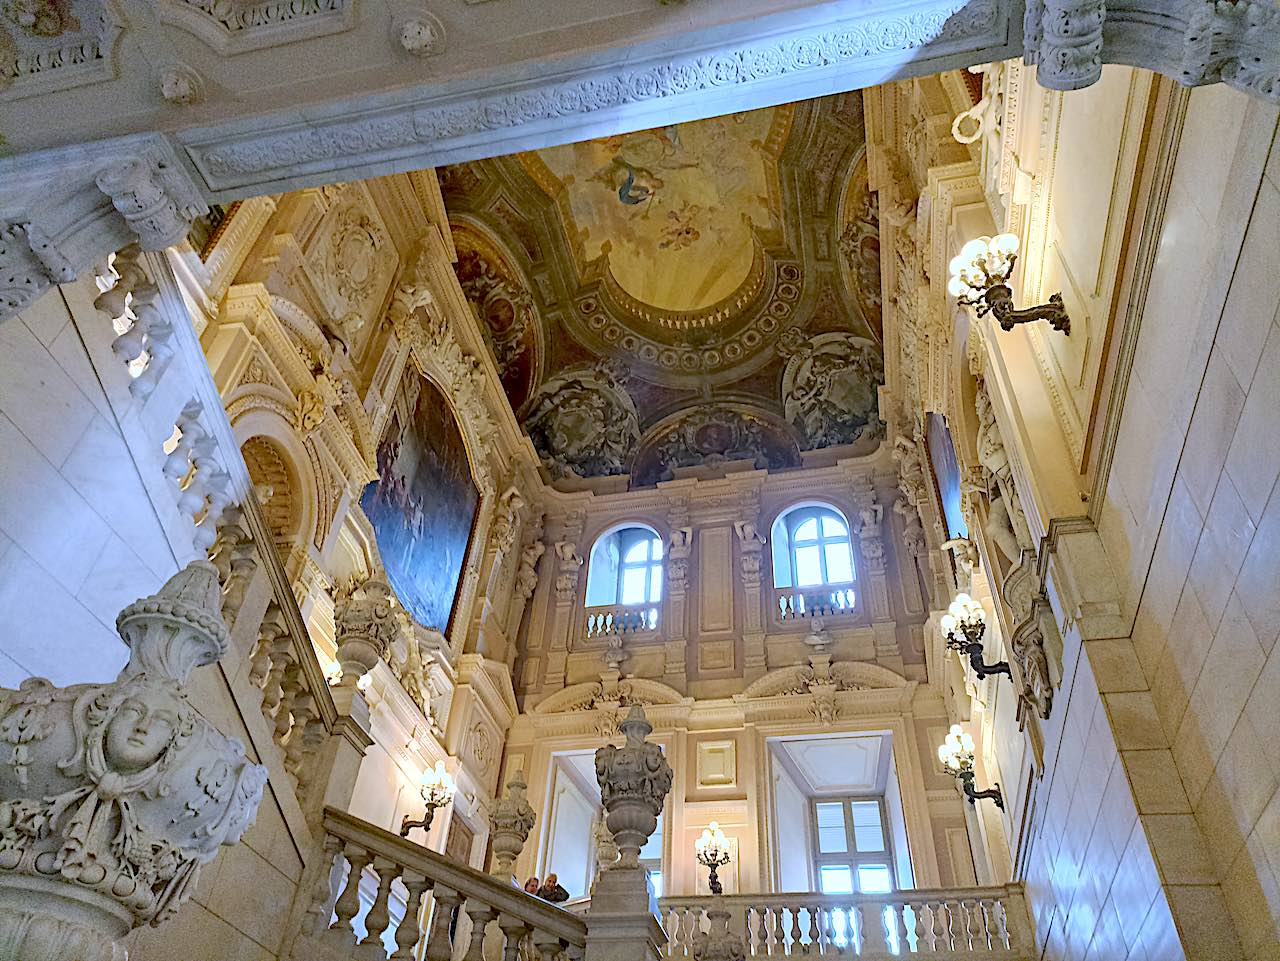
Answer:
584, 603, 660, 638
774, 583, 857, 621
305, 807, 587, 961
659, 887, 1031, 960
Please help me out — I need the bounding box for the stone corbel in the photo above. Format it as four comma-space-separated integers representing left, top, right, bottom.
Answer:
95, 154, 207, 252
1024, 0, 1280, 103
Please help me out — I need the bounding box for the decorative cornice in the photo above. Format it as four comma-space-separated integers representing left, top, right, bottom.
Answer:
180, 1, 1006, 192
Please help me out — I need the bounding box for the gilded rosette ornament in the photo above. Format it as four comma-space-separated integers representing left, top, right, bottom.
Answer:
0, 561, 268, 961
593, 705, 671, 868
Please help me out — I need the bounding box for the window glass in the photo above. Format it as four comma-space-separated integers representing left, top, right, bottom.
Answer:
820, 514, 848, 538
648, 871, 663, 898
794, 517, 820, 541
624, 539, 652, 564
824, 544, 853, 584
819, 865, 855, 895
851, 801, 885, 852
647, 576, 662, 604
795, 546, 823, 586
621, 567, 649, 605
857, 864, 893, 894
815, 802, 848, 853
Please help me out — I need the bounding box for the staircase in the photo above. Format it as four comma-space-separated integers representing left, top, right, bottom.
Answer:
297, 808, 1034, 961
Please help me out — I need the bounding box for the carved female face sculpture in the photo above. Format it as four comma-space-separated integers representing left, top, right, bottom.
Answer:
103, 695, 182, 775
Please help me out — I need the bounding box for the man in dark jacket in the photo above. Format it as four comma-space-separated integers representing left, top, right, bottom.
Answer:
537, 873, 570, 903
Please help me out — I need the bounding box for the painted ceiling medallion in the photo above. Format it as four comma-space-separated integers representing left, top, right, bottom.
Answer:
439, 91, 885, 485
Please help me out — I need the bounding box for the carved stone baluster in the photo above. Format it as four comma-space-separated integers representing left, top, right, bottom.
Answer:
249, 602, 283, 689
392, 872, 433, 960
425, 887, 462, 961
805, 906, 820, 953
223, 540, 259, 625
330, 844, 373, 946
771, 905, 785, 955
463, 902, 496, 961
788, 905, 803, 953
531, 928, 562, 961
260, 630, 295, 719
360, 858, 403, 955
274, 659, 304, 744
294, 715, 329, 798
284, 690, 317, 773
498, 914, 532, 961
304, 835, 344, 936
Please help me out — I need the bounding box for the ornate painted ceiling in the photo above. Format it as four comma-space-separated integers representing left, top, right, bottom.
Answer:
440, 91, 883, 489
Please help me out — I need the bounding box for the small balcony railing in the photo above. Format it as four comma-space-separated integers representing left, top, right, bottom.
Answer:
659, 887, 1031, 959
774, 583, 857, 621
584, 603, 660, 639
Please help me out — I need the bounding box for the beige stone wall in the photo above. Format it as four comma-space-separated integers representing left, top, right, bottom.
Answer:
1012, 85, 1280, 961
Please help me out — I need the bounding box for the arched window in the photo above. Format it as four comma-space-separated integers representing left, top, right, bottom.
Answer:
585, 526, 664, 607
771, 505, 855, 589
770, 504, 857, 618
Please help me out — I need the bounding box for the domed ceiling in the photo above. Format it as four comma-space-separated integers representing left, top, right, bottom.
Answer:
440, 91, 883, 489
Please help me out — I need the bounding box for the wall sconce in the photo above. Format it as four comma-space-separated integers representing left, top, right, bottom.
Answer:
938, 724, 1004, 810
695, 821, 731, 895
948, 234, 1071, 334
400, 759, 456, 838
941, 594, 1011, 681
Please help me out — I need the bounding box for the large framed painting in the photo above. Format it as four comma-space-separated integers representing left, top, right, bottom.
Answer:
361, 376, 480, 632
925, 412, 968, 539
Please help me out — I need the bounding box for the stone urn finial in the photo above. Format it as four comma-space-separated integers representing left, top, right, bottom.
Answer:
333, 575, 402, 686
0, 561, 268, 961
489, 770, 536, 882
594, 705, 671, 869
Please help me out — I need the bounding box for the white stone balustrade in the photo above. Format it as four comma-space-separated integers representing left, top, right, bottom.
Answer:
94, 244, 175, 400
297, 807, 587, 961
660, 887, 1032, 960
774, 583, 857, 621
584, 603, 660, 639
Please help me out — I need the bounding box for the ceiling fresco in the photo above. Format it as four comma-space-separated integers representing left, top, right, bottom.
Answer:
525, 109, 788, 313
440, 91, 884, 489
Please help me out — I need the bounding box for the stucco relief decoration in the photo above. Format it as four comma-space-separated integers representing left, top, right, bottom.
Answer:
631, 405, 801, 488
781, 332, 884, 449
158, 0, 354, 55
452, 225, 539, 410
1179, 0, 1280, 101
523, 361, 640, 479
196, 2, 1001, 183
319, 202, 393, 349
972, 382, 1034, 563
0, 0, 122, 97
837, 157, 883, 339
0, 561, 267, 961
394, 8, 445, 58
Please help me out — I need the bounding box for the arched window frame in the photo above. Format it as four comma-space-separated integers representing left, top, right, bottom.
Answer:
585, 524, 665, 608
768, 504, 860, 609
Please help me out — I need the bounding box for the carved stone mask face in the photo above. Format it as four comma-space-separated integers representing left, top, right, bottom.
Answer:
104, 696, 180, 774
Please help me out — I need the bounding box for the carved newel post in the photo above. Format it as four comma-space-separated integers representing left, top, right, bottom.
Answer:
586, 705, 672, 961
489, 770, 535, 883
0, 561, 268, 961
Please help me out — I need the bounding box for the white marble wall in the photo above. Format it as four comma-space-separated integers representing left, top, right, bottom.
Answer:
0, 275, 175, 686
0, 273, 311, 961
1023, 85, 1280, 961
